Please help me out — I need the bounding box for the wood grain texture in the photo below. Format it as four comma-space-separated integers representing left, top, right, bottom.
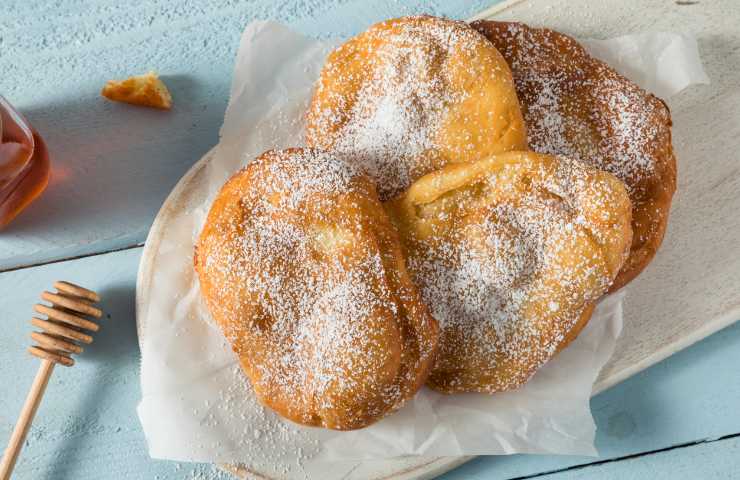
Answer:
0, 0, 493, 271
0, 248, 218, 479
133, 0, 740, 478
486, 0, 740, 403
2, 248, 739, 480
0, 360, 55, 480
440, 320, 740, 479
440, 1, 740, 476
2, 0, 740, 479
522, 436, 740, 480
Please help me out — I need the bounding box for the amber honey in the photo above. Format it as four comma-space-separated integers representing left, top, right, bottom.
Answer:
0, 96, 50, 228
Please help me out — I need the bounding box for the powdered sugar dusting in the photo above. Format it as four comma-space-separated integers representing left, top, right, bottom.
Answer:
308, 16, 509, 200
201, 365, 318, 478
400, 156, 626, 392
197, 148, 435, 429
256, 148, 362, 209
326, 20, 467, 200
477, 21, 668, 194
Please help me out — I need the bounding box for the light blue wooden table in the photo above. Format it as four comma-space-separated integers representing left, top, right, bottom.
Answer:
1, 1, 738, 479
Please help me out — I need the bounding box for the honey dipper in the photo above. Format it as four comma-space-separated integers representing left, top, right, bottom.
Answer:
0, 281, 102, 480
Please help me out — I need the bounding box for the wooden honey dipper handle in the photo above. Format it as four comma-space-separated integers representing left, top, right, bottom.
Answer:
0, 282, 101, 480
0, 361, 55, 480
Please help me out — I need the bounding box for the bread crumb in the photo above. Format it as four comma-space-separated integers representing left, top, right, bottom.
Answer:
101, 71, 172, 109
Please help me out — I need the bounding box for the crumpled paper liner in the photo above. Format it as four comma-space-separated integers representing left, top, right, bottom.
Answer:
137, 20, 708, 474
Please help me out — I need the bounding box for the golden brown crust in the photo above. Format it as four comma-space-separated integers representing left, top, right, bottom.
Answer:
471, 20, 676, 292
386, 151, 632, 393
554, 303, 595, 355
306, 15, 527, 201
195, 148, 438, 430
101, 71, 172, 109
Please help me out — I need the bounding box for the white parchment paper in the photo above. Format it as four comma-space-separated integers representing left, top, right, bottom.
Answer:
137, 21, 708, 473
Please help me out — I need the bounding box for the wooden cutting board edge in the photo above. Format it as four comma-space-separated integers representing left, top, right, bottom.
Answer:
135, 0, 740, 478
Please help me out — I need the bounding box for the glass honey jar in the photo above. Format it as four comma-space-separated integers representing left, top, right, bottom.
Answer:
0, 96, 50, 228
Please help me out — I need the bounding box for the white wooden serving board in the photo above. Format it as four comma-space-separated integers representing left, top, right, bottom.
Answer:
136, 0, 740, 478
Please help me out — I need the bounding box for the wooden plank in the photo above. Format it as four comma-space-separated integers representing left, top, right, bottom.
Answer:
481, 0, 740, 406
519, 436, 740, 480
434, 0, 740, 476
0, 247, 224, 479
1, 248, 737, 479
4, 0, 739, 479
135, 0, 740, 477
0, 0, 488, 271
439, 320, 740, 479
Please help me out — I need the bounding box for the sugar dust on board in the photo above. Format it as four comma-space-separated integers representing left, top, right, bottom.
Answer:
0, 96, 50, 229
